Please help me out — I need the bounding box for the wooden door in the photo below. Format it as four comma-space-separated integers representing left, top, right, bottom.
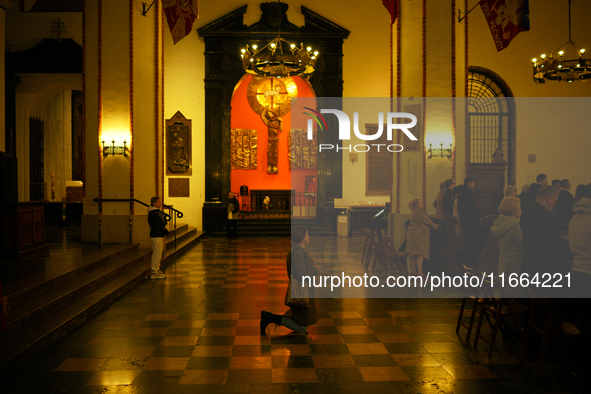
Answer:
467, 162, 507, 217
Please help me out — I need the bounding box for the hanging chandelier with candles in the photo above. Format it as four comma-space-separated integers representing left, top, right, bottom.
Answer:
532, 0, 589, 83
240, 34, 318, 79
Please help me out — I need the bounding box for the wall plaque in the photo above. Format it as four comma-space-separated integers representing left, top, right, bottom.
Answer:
166, 111, 192, 175
169, 178, 190, 198
365, 124, 391, 196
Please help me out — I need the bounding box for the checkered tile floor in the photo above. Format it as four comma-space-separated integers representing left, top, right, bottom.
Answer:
0, 237, 583, 393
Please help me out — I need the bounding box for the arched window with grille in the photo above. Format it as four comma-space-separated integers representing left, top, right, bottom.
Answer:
468, 66, 516, 186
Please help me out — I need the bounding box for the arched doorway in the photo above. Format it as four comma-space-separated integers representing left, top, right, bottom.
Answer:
466, 66, 516, 215
468, 66, 516, 185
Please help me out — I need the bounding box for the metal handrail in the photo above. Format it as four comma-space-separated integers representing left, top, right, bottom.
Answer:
92, 198, 184, 249
93, 198, 183, 221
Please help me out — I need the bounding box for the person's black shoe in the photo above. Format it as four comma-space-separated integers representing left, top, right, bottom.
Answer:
260, 311, 271, 335
260, 311, 284, 335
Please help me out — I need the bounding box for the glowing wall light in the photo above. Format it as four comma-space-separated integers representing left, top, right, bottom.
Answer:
428, 143, 453, 159
101, 139, 129, 158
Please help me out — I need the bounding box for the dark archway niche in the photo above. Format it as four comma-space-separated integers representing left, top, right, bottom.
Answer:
198, 3, 349, 232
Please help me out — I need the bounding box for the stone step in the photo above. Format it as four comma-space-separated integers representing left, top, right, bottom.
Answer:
0, 260, 150, 375
163, 228, 204, 262
0, 227, 206, 377
167, 221, 188, 234
236, 219, 290, 237
4, 243, 139, 309
209, 218, 335, 237
5, 248, 148, 335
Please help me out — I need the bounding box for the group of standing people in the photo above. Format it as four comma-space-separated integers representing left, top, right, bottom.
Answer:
519, 174, 583, 222
492, 176, 591, 320
429, 177, 486, 270
409, 176, 484, 276
414, 172, 591, 303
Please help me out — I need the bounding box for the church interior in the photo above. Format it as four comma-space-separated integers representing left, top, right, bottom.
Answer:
1, 0, 591, 392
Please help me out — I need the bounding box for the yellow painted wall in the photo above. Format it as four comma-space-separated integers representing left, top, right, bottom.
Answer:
163, 1, 205, 230
100, 0, 130, 215
132, 1, 160, 215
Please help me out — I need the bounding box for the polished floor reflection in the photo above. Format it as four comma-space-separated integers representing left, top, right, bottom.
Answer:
0, 236, 584, 393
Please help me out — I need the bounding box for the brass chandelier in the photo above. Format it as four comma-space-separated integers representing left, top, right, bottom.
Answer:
240, 33, 318, 79
532, 0, 589, 83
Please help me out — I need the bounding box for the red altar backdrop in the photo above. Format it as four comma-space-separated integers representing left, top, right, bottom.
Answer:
230, 75, 317, 195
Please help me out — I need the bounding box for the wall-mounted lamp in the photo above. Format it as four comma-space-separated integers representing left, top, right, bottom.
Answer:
102, 139, 129, 158
428, 143, 453, 159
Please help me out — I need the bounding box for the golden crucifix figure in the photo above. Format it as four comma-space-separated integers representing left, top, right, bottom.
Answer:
247, 77, 297, 174
261, 106, 282, 174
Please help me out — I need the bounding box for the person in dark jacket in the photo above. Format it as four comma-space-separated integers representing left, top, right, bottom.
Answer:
574, 184, 586, 204
526, 173, 548, 208
520, 186, 568, 280
433, 182, 445, 218
457, 177, 484, 268
517, 184, 529, 209
554, 178, 575, 221
260, 227, 320, 335
148, 197, 169, 279
227, 192, 240, 238
442, 178, 455, 216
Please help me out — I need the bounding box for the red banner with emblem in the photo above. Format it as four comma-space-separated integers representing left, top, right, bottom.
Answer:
479, 0, 530, 51
382, 0, 398, 24
163, 0, 199, 45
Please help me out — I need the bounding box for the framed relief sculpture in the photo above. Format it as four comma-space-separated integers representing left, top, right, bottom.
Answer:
231, 128, 258, 170
166, 111, 192, 175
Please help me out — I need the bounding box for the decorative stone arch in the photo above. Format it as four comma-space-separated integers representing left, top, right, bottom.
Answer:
468, 66, 516, 186
198, 4, 349, 232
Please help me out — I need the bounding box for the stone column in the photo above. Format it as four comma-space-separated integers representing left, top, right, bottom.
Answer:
83, 0, 163, 244
393, 0, 466, 215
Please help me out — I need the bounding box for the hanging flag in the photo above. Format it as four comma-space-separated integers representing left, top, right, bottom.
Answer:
382, 0, 398, 24
162, 0, 199, 45
479, 0, 530, 51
